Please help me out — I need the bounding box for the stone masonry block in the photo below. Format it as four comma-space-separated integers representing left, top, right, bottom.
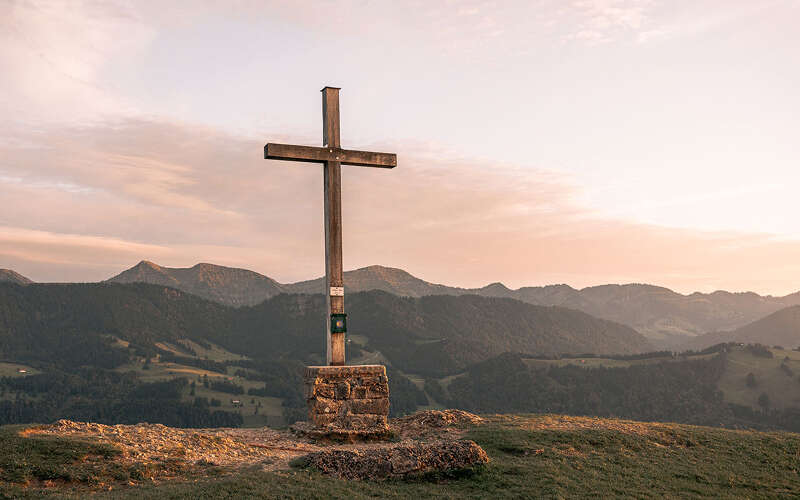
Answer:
303, 364, 390, 435
335, 381, 351, 399
366, 383, 389, 398
314, 383, 335, 399
347, 398, 390, 415
309, 413, 337, 428
340, 414, 387, 430
309, 397, 343, 415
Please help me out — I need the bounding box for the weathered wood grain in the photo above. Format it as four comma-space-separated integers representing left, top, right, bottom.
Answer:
264, 86, 396, 367
264, 144, 396, 168
323, 87, 345, 366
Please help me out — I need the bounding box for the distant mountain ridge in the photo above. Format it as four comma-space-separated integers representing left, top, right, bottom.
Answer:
107, 261, 284, 307
106, 261, 800, 339
286, 265, 459, 297
682, 305, 800, 351
0, 269, 33, 285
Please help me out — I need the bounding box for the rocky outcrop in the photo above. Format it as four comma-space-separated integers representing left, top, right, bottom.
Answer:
392, 409, 485, 438
22, 410, 489, 482
297, 440, 489, 480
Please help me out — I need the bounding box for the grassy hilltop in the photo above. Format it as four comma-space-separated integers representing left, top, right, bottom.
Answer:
1, 413, 798, 499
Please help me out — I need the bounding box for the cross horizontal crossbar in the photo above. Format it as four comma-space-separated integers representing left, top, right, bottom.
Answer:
265, 143, 396, 168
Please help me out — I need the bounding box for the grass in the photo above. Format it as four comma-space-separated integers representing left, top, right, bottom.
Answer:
153, 339, 250, 363
112, 338, 283, 424
179, 339, 250, 363
0, 424, 224, 499
516, 346, 800, 412
0, 424, 125, 498
523, 357, 640, 369
466, 415, 800, 498
0, 362, 39, 377
412, 338, 445, 345
3, 414, 799, 498
521, 353, 717, 370
401, 372, 446, 411
114, 359, 286, 426
718, 346, 800, 410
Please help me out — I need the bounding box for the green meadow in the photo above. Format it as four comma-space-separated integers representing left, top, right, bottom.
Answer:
2, 413, 799, 499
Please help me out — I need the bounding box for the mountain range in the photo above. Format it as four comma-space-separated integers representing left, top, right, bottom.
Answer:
103, 260, 800, 342
108, 260, 284, 307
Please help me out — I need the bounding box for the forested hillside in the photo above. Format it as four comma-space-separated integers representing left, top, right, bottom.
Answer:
0, 282, 648, 427
0, 283, 649, 374
233, 292, 652, 376
104, 261, 800, 340
683, 305, 800, 351
443, 346, 800, 432
3, 281, 798, 433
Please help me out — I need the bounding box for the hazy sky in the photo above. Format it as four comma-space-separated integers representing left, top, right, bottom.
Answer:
2, 0, 800, 294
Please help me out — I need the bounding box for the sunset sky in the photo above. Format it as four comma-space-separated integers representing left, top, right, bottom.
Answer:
2, 0, 799, 294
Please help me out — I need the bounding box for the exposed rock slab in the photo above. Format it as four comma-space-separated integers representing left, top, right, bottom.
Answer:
297, 439, 489, 480
393, 409, 485, 438
22, 410, 488, 481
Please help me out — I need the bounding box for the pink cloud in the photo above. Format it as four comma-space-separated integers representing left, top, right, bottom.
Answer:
2, 118, 800, 295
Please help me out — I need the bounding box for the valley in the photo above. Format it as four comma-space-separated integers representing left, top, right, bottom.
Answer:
2, 265, 800, 433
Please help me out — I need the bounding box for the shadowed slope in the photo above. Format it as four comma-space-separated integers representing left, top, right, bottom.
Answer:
0, 283, 650, 376
684, 305, 800, 350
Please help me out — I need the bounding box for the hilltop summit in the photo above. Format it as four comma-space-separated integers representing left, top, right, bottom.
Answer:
0, 269, 33, 285
285, 264, 459, 297
107, 261, 285, 307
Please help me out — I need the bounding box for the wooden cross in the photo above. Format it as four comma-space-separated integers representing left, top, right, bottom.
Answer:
264, 87, 397, 366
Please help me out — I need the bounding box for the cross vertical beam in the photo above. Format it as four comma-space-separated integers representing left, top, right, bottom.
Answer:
264, 87, 396, 368
322, 87, 345, 366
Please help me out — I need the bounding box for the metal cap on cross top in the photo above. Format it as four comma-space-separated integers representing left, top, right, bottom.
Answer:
264, 87, 397, 366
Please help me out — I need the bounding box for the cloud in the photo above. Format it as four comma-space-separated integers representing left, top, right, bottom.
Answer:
0, 0, 154, 122
565, 0, 653, 44
2, 117, 800, 295
634, 1, 782, 44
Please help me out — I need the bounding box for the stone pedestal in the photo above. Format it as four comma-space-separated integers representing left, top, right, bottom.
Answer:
301, 364, 390, 439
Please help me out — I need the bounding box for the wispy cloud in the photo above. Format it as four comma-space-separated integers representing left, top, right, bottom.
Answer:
634, 1, 783, 44
560, 0, 653, 44
2, 118, 800, 294
0, 0, 153, 122
2, 1, 800, 295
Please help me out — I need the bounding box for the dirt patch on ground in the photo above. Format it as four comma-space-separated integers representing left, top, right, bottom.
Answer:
22, 420, 311, 468
22, 410, 488, 480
